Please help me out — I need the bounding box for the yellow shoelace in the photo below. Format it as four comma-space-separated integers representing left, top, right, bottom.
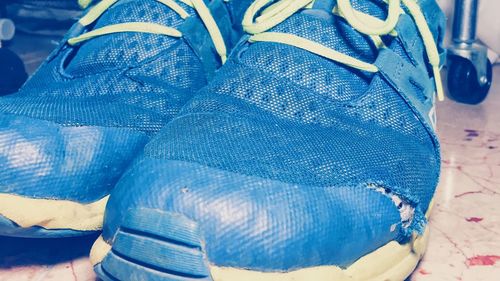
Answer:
243, 0, 444, 101
70, 0, 228, 63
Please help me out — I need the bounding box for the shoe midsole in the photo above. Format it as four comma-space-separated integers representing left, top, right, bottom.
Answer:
210, 228, 429, 281
90, 226, 429, 281
0, 193, 108, 231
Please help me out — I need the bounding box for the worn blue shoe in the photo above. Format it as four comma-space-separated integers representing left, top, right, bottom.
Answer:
0, 0, 249, 238
92, 0, 445, 280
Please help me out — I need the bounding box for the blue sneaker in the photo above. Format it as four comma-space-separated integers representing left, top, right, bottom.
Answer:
0, 0, 250, 238
92, 0, 445, 280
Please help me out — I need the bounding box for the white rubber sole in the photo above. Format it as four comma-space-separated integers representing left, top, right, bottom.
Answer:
0, 193, 108, 231
91, 225, 429, 281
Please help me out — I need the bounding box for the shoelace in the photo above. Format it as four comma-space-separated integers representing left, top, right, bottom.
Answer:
242, 0, 445, 101
69, 0, 228, 63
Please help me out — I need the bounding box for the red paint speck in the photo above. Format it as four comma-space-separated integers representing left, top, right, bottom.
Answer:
418, 269, 431, 275
466, 255, 500, 266
466, 217, 483, 223
70, 261, 78, 281
455, 191, 482, 198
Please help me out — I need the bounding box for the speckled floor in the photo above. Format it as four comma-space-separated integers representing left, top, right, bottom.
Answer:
0, 31, 499, 281
412, 66, 500, 281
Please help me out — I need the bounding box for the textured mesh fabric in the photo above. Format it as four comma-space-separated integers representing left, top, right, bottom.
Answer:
93, 0, 446, 272
0, 0, 209, 135
0, 0, 262, 212
66, 0, 196, 73
146, 0, 444, 216
238, 15, 377, 102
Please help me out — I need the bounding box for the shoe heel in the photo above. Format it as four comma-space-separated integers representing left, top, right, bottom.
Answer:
95, 208, 212, 281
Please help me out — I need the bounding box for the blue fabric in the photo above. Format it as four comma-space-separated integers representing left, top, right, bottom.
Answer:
103, 158, 402, 271
0, 0, 251, 133
154, 9, 442, 210
0, 113, 148, 202
0, 0, 251, 236
99, 0, 445, 273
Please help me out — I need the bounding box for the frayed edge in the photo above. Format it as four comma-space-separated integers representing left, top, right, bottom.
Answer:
402, 206, 426, 237
368, 184, 427, 239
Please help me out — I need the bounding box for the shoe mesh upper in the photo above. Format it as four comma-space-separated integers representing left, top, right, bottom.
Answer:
145, 0, 444, 212
0, 0, 211, 134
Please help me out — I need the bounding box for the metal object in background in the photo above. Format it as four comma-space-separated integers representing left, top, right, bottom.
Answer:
0, 18, 15, 43
0, 8, 28, 95
1, 0, 82, 95
5, 0, 83, 36
447, 0, 493, 104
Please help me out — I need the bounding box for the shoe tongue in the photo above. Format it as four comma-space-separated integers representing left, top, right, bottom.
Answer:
65, 0, 196, 75
267, 0, 388, 60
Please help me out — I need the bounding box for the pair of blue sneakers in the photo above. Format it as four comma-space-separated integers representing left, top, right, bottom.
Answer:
0, 0, 445, 280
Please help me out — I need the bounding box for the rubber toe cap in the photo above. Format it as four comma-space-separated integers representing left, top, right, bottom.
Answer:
103, 158, 405, 271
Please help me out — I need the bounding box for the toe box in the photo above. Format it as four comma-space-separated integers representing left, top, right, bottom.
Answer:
0, 113, 149, 203
103, 157, 408, 271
